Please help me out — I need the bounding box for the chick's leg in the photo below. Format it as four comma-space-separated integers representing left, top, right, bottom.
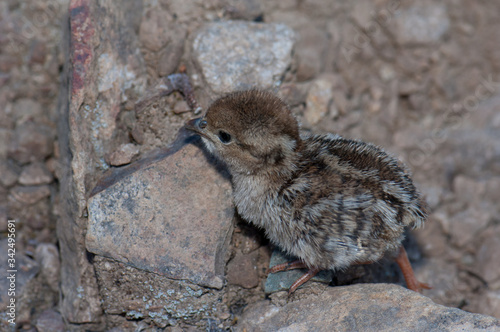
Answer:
268, 260, 321, 294
268, 259, 307, 274
288, 268, 321, 294
395, 246, 431, 292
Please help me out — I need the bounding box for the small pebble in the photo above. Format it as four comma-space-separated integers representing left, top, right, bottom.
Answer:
107, 143, 140, 166
19, 162, 54, 185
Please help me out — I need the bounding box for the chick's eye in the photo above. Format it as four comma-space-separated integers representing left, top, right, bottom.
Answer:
217, 131, 232, 144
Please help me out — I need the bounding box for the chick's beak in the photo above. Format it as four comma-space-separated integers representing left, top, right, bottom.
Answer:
185, 117, 208, 135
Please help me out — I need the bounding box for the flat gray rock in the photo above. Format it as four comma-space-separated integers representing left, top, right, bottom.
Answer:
192, 21, 295, 94
86, 137, 233, 289
237, 284, 500, 332
392, 2, 450, 45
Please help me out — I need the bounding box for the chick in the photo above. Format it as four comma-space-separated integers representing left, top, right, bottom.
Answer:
185, 90, 430, 294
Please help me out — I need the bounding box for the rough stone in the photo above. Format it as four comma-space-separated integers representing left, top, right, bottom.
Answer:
192, 21, 295, 94
12, 98, 43, 125
35, 243, 61, 293
94, 256, 229, 327
57, 0, 147, 326
19, 162, 54, 185
412, 215, 448, 258
35, 309, 66, 332
8, 122, 55, 164
0, 238, 40, 311
227, 250, 260, 289
0, 160, 19, 187
445, 208, 490, 248
106, 143, 140, 166
476, 225, 500, 284
0, 204, 7, 232
224, 0, 264, 21
0, 128, 11, 159
481, 290, 500, 319
265, 249, 333, 294
236, 284, 500, 331
9, 185, 51, 205
87, 138, 233, 289
21, 199, 52, 230
392, 2, 450, 45
158, 34, 186, 77
304, 76, 334, 126
139, 8, 174, 52
413, 258, 462, 306
294, 25, 328, 81
277, 82, 310, 107
28, 40, 47, 65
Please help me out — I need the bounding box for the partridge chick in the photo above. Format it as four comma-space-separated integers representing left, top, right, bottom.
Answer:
186, 90, 430, 294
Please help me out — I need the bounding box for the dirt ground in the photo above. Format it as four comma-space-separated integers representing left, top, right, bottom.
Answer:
1, 0, 500, 330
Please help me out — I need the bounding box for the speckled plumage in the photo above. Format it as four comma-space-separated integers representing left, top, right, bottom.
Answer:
186, 90, 428, 292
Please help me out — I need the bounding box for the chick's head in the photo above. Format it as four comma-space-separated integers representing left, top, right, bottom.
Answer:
186, 90, 300, 175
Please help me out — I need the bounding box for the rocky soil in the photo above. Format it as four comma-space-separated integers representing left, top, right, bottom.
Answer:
0, 0, 500, 331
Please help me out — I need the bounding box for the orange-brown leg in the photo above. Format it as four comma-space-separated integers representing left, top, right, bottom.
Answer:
268, 259, 307, 274
268, 260, 322, 294
395, 246, 431, 292
288, 268, 321, 295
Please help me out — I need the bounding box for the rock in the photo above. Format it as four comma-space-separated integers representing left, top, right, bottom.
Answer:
227, 250, 260, 289
482, 290, 500, 319
87, 137, 233, 289
0, 160, 19, 187
412, 216, 448, 258
57, 0, 147, 326
106, 143, 140, 166
236, 284, 500, 331
35, 309, 65, 332
157, 29, 186, 77
35, 243, 61, 293
0, 204, 7, 232
294, 25, 328, 81
224, 0, 263, 21
139, 8, 174, 52
9, 185, 51, 205
278, 82, 310, 107
304, 76, 334, 126
265, 249, 333, 294
413, 258, 462, 306
0, 238, 40, 313
23, 200, 52, 230
392, 2, 450, 45
445, 208, 490, 248
12, 98, 43, 125
28, 40, 47, 65
8, 186, 52, 230
139, 6, 187, 77
19, 162, 54, 185
0, 128, 11, 159
172, 100, 191, 114
0, 54, 21, 72
452, 175, 485, 207
192, 21, 295, 94
8, 122, 55, 164
476, 225, 500, 284
94, 256, 228, 327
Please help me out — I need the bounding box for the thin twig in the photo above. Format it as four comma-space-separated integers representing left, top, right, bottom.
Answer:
135, 73, 202, 115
